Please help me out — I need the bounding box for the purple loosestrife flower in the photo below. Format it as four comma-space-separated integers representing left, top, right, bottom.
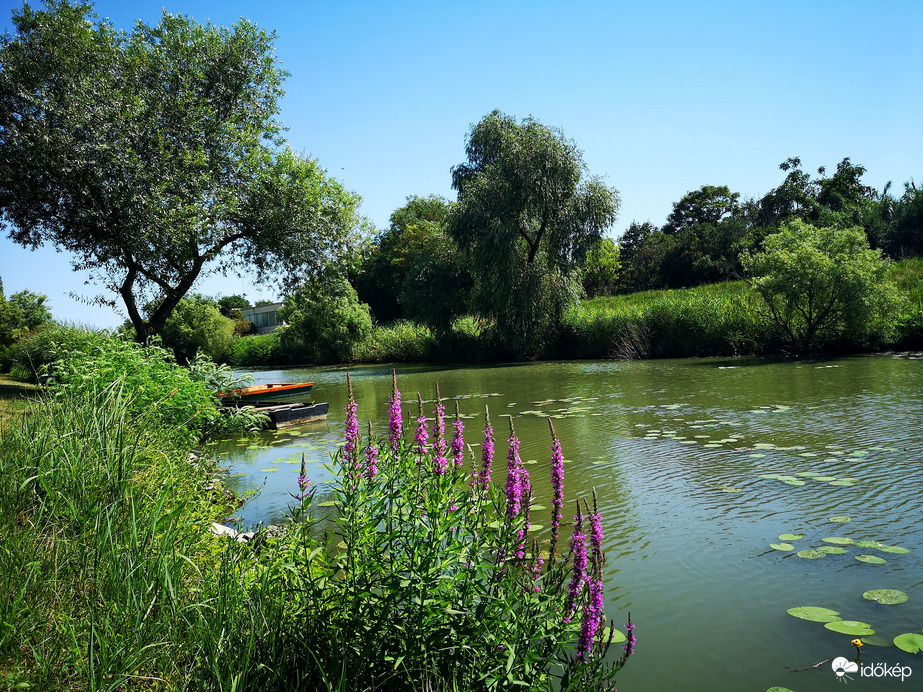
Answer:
589, 490, 603, 565
432, 383, 448, 475
504, 427, 523, 521
365, 420, 378, 480
295, 453, 309, 501
577, 571, 605, 662
414, 393, 428, 459
564, 510, 587, 623
548, 420, 565, 561
388, 370, 402, 453
451, 401, 465, 471
624, 614, 636, 655
479, 406, 494, 488
343, 373, 359, 479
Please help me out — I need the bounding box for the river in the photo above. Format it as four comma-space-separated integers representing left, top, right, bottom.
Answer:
210, 353, 923, 691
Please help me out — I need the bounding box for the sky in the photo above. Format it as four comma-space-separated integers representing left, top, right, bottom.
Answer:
1, 0, 921, 328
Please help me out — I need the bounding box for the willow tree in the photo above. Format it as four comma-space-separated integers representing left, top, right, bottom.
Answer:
0, 1, 360, 340
448, 110, 619, 356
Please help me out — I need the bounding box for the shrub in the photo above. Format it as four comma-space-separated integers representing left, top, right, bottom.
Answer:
352, 320, 438, 362
227, 332, 283, 366
159, 296, 236, 363
741, 220, 898, 351
277, 377, 635, 689
280, 273, 373, 362
44, 332, 264, 441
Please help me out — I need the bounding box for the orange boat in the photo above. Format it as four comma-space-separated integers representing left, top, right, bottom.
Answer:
220, 382, 313, 402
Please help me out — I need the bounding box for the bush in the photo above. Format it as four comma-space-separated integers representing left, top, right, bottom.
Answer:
160, 296, 236, 363
9, 323, 110, 381
352, 320, 438, 362
275, 378, 634, 689
44, 332, 264, 441
227, 332, 284, 366
280, 273, 373, 362
741, 220, 898, 351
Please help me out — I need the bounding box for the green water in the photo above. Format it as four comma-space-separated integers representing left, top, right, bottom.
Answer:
211, 354, 923, 691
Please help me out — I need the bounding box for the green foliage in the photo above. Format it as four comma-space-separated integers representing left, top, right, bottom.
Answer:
352, 320, 438, 362
279, 273, 373, 363
278, 382, 633, 689
399, 231, 473, 333
663, 185, 740, 234
448, 110, 620, 357
354, 195, 458, 323
0, 280, 53, 351
159, 296, 236, 363
217, 293, 250, 317
227, 332, 283, 366
563, 282, 775, 359
0, 1, 360, 340
9, 322, 110, 381
42, 331, 264, 441
741, 221, 898, 351
581, 237, 621, 298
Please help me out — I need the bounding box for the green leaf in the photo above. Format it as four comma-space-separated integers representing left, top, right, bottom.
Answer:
822, 537, 854, 545
778, 533, 804, 541
876, 545, 910, 554
894, 633, 923, 654
786, 606, 841, 622
770, 543, 794, 551
828, 516, 851, 523
862, 589, 908, 605
796, 549, 826, 559
817, 546, 849, 555
855, 554, 887, 564
824, 620, 875, 636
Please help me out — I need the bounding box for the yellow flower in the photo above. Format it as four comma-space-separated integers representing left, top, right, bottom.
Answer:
852, 638, 864, 647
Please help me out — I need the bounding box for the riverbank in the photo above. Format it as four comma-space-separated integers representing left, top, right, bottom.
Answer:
225, 258, 923, 367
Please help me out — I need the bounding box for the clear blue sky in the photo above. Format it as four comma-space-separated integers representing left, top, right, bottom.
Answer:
1, 0, 921, 328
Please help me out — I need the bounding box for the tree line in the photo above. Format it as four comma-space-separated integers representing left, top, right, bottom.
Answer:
1, 1, 919, 365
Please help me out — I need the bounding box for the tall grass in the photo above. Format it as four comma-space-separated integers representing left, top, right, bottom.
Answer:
560, 281, 781, 359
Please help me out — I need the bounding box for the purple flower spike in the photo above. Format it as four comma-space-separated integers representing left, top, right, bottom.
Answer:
589, 488, 603, 564
414, 392, 428, 459
433, 383, 448, 475
295, 453, 309, 501
388, 370, 402, 453
577, 573, 604, 661
451, 401, 465, 471
504, 428, 523, 520
548, 420, 565, 561
479, 406, 494, 487
365, 420, 378, 480
624, 614, 636, 655
344, 373, 359, 478
564, 510, 587, 623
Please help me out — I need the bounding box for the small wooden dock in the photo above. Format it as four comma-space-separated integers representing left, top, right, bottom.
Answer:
222, 400, 329, 429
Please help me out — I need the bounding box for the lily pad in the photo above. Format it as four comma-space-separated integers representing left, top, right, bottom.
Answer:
796, 549, 826, 559
758, 473, 784, 480
829, 480, 857, 487
877, 545, 910, 554
766, 688, 795, 692
748, 453, 767, 458
854, 540, 884, 549
258, 466, 279, 473
862, 589, 908, 605
718, 486, 743, 493
829, 516, 852, 523
822, 537, 854, 545
779, 533, 803, 541
855, 554, 887, 564
754, 443, 777, 449
894, 632, 923, 654
770, 542, 794, 551
602, 626, 627, 644
786, 606, 841, 622
813, 476, 837, 482
783, 479, 806, 486
825, 620, 876, 636
531, 504, 547, 511
859, 635, 892, 647
817, 546, 849, 555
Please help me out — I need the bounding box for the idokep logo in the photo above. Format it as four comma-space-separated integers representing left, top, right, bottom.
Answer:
831, 656, 913, 683
832, 657, 859, 683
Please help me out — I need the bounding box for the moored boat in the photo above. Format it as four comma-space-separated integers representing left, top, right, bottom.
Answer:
219, 382, 313, 402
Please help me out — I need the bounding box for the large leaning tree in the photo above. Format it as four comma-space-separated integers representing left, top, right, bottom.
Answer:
448, 110, 619, 356
0, 1, 360, 341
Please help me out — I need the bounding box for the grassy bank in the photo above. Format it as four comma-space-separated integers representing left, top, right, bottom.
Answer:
219, 259, 923, 367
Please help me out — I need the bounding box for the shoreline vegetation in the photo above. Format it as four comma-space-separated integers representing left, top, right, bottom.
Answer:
226, 258, 923, 368
0, 329, 634, 689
